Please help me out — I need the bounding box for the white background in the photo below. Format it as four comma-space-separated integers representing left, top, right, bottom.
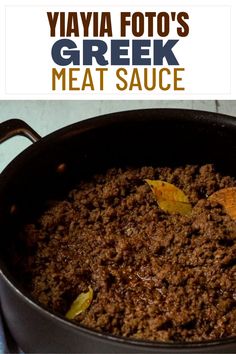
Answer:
0, 0, 235, 99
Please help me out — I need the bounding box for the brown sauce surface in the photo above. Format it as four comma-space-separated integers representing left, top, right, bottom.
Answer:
16, 164, 236, 342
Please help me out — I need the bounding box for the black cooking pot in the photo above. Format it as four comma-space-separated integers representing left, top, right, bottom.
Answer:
0, 109, 236, 353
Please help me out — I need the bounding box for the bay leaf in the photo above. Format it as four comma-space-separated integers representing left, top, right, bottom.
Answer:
208, 187, 236, 220
145, 179, 192, 216
66, 286, 93, 320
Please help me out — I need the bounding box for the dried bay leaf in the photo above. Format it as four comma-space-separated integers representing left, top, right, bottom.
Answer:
66, 286, 93, 320
145, 179, 192, 216
208, 187, 236, 220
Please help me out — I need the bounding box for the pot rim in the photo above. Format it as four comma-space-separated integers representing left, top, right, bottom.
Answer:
1, 107, 236, 179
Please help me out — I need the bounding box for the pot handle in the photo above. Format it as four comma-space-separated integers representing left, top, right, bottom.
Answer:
0, 119, 41, 144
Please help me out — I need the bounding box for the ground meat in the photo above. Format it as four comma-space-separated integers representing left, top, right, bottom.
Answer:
16, 164, 236, 342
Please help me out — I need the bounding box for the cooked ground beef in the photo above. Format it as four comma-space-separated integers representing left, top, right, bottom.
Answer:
16, 164, 236, 342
